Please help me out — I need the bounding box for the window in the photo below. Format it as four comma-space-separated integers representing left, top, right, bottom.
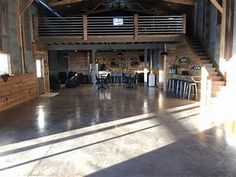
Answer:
36, 59, 42, 78
0, 52, 11, 75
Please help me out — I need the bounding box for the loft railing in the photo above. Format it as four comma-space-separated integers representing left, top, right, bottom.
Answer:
138, 16, 185, 34
38, 14, 186, 39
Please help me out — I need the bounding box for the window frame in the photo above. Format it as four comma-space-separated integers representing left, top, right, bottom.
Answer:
0, 51, 12, 75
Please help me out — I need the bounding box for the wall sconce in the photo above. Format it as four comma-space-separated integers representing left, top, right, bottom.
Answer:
179, 57, 189, 64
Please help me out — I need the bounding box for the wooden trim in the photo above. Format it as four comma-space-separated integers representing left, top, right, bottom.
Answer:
133, 14, 139, 39
193, 1, 198, 36
20, 0, 34, 17
163, 0, 195, 6
210, 0, 223, 14
39, 34, 183, 43
219, 0, 226, 61
48, 0, 84, 7
0, 0, 2, 50
16, 0, 25, 74
83, 15, 87, 41
182, 14, 186, 34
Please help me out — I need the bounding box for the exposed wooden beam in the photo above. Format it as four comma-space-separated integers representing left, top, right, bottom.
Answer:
17, 0, 25, 74
0, 0, 2, 50
20, 0, 34, 17
39, 34, 183, 44
163, 0, 195, 6
134, 14, 138, 39
219, 0, 226, 64
83, 15, 87, 41
210, 0, 223, 13
48, 0, 84, 7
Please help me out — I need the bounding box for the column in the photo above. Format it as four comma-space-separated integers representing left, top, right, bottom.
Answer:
92, 49, 96, 86
144, 49, 148, 83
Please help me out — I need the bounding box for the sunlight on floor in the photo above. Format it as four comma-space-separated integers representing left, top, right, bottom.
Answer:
0, 102, 236, 176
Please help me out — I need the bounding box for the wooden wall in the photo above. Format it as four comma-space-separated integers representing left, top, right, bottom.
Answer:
69, 51, 89, 73
0, 74, 37, 112
166, 40, 200, 76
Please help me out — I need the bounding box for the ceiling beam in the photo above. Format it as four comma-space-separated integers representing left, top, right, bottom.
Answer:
210, 0, 223, 13
44, 43, 163, 50
20, 0, 34, 17
48, 0, 84, 7
163, 0, 195, 6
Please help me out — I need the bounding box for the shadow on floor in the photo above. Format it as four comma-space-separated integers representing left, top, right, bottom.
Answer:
86, 127, 236, 177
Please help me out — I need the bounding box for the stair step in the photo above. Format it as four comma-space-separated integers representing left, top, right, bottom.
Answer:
212, 81, 225, 86
210, 76, 222, 81
212, 85, 224, 92
211, 91, 219, 97
199, 56, 208, 59
202, 60, 211, 64
195, 49, 205, 52
209, 72, 219, 76
203, 63, 213, 67
197, 53, 207, 56
206, 67, 216, 72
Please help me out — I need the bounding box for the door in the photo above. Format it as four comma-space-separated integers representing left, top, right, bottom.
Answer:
36, 59, 44, 95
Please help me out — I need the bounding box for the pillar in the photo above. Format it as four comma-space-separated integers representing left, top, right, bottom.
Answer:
144, 49, 148, 83
92, 49, 96, 86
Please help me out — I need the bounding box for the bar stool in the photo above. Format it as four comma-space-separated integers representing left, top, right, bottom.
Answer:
182, 81, 189, 99
187, 82, 198, 100
167, 77, 173, 92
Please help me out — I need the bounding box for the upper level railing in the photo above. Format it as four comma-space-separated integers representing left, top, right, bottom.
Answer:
38, 15, 186, 39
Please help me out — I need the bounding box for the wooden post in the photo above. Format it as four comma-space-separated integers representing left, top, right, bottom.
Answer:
92, 49, 96, 86
83, 15, 88, 41
219, 0, 227, 73
20, 0, 34, 17
32, 15, 39, 41
0, 0, 2, 50
144, 49, 148, 83
16, 0, 25, 74
182, 14, 186, 34
163, 44, 167, 92
193, 1, 198, 37
134, 14, 138, 39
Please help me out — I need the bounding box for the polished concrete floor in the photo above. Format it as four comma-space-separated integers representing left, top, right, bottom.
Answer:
0, 85, 235, 177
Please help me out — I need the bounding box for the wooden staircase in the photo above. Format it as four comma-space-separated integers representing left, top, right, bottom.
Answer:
188, 38, 226, 98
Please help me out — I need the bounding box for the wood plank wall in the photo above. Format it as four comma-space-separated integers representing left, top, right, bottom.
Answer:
0, 73, 37, 112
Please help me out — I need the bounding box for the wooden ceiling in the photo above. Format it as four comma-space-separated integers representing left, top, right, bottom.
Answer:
46, 0, 195, 7
40, 0, 195, 16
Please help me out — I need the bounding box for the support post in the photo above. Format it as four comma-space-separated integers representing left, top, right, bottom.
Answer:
163, 44, 167, 92
182, 14, 186, 34
16, 0, 25, 74
134, 14, 138, 39
83, 15, 88, 41
144, 49, 148, 83
92, 49, 96, 86
20, 0, 34, 17
219, 0, 227, 74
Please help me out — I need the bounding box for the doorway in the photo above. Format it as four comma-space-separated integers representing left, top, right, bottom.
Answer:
36, 59, 45, 95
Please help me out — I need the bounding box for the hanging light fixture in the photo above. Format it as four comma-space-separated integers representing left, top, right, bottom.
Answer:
160, 43, 168, 56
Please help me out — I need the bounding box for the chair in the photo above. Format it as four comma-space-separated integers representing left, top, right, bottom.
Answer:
122, 73, 129, 87
130, 73, 138, 88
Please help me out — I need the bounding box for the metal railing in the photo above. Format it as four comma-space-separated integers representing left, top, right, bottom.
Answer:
38, 17, 83, 36
38, 15, 185, 37
138, 16, 185, 34
87, 16, 134, 35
